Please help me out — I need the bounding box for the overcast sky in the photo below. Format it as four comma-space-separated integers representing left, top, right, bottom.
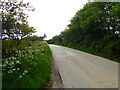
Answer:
24, 0, 89, 40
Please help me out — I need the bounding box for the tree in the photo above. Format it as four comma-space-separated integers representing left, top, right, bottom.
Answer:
1, 0, 35, 41
50, 2, 120, 62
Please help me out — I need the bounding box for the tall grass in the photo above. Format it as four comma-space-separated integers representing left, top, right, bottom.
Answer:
2, 41, 52, 88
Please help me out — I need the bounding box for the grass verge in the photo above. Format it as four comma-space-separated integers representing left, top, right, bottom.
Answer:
58, 44, 119, 63
2, 41, 52, 88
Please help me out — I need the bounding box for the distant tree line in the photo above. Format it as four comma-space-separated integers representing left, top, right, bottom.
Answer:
48, 2, 120, 62
24, 35, 46, 41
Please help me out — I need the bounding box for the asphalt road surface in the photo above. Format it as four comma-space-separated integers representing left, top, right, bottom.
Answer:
49, 44, 118, 88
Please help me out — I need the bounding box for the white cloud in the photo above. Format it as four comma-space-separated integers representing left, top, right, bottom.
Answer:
24, 0, 88, 40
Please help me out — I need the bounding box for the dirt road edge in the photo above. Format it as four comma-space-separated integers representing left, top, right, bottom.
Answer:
49, 57, 63, 88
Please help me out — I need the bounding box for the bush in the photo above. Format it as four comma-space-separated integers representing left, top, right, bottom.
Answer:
2, 41, 52, 88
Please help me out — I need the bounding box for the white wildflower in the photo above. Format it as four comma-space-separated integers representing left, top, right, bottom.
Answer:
16, 60, 20, 64
19, 75, 22, 78
11, 62, 15, 65
8, 70, 13, 73
22, 72, 25, 75
17, 68, 20, 70
19, 50, 21, 53
5, 61, 8, 64
0, 64, 2, 67
13, 68, 16, 71
3, 64, 6, 67
24, 70, 28, 73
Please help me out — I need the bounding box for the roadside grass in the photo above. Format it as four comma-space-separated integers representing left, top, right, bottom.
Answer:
2, 41, 52, 88
64, 45, 120, 63
53, 43, 119, 63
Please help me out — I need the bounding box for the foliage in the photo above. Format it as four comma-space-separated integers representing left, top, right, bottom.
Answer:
2, 40, 25, 58
2, 0, 52, 88
23, 35, 43, 41
1, 0, 36, 41
48, 35, 63, 45
49, 2, 120, 62
2, 41, 52, 88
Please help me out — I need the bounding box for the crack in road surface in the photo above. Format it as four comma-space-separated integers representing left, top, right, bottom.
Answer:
49, 44, 118, 88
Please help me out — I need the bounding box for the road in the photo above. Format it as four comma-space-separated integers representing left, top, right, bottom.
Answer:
49, 44, 118, 88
